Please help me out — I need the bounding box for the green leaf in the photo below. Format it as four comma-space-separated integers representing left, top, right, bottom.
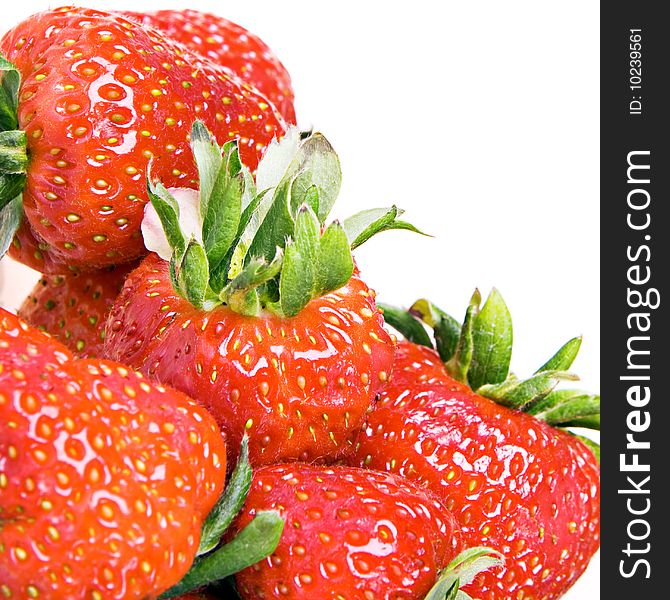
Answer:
275, 204, 321, 317
288, 133, 341, 222
468, 288, 513, 390
425, 576, 460, 600
426, 547, 504, 600
0, 172, 25, 213
198, 436, 252, 556
230, 290, 261, 317
244, 132, 340, 264
190, 120, 223, 219
176, 240, 210, 309
223, 250, 284, 316
160, 511, 284, 598
222, 140, 242, 178
239, 132, 340, 270
399, 290, 601, 432
314, 220, 354, 297
247, 178, 295, 263
293, 204, 320, 282
410, 299, 461, 362
211, 188, 266, 291
408, 298, 442, 328
203, 168, 243, 276
294, 182, 319, 216
535, 336, 582, 373
377, 303, 434, 348
527, 389, 600, 429
191, 122, 245, 282
561, 414, 601, 430
477, 370, 579, 410
445, 290, 481, 383
147, 174, 185, 256
442, 547, 505, 588
343, 206, 427, 250
0, 129, 27, 211
0, 54, 21, 132
0, 193, 22, 258
277, 242, 313, 317
240, 164, 257, 212
226, 188, 273, 282
0, 130, 28, 175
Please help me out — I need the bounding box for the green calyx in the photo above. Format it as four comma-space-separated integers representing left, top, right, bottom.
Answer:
148, 120, 423, 317
380, 289, 600, 461
0, 54, 26, 257
161, 436, 285, 598
425, 547, 504, 600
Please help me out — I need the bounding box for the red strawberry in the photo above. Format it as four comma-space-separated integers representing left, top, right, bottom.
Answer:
121, 9, 296, 124
104, 123, 418, 467
0, 307, 228, 598
17, 263, 134, 357
0, 6, 286, 272
350, 292, 601, 599
106, 253, 392, 468
231, 463, 463, 599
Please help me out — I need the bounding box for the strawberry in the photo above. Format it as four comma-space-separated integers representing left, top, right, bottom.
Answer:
0, 6, 286, 272
17, 262, 134, 357
231, 463, 467, 599
349, 291, 601, 599
121, 9, 296, 124
104, 122, 420, 467
0, 306, 227, 598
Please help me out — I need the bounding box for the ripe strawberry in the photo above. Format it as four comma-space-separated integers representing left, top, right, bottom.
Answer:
231, 463, 464, 599
0, 6, 286, 272
121, 9, 296, 124
17, 263, 134, 357
350, 291, 601, 599
104, 122, 419, 466
0, 307, 227, 598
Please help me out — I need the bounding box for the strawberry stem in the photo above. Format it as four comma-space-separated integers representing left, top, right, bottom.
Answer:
144, 121, 421, 318
381, 289, 601, 449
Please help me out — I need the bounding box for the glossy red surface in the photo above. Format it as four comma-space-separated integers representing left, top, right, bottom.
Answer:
104, 254, 396, 467
121, 9, 296, 124
1, 6, 286, 271
350, 342, 601, 600
0, 308, 226, 598
18, 263, 134, 358
233, 463, 460, 599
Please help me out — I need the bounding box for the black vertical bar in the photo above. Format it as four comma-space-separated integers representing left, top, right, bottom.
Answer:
601, 1, 669, 596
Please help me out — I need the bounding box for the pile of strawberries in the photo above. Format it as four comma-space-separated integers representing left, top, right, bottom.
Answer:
0, 7, 600, 600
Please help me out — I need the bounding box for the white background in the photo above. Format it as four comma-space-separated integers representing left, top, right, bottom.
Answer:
1, 1, 600, 597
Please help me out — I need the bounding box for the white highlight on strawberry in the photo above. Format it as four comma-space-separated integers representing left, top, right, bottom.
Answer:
141, 188, 202, 260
